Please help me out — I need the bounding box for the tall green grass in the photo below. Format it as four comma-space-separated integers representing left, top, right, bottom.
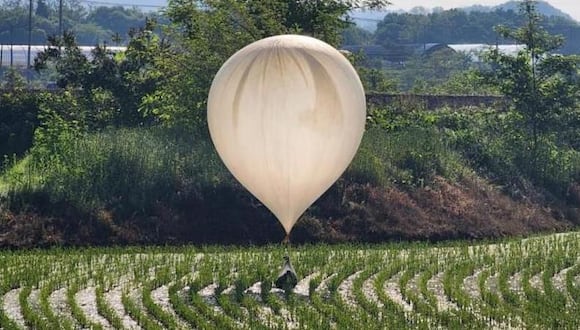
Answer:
349, 127, 467, 187
2, 127, 232, 216
2, 124, 470, 215
2, 105, 579, 221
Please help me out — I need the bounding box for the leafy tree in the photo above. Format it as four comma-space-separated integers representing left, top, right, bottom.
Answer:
482, 0, 580, 183
85, 6, 146, 37
0, 0, 152, 45
395, 50, 475, 92
35, 0, 50, 19
144, 0, 390, 128
0, 88, 40, 163
341, 25, 373, 45
1, 67, 26, 90
373, 6, 580, 55
34, 19, 168, 128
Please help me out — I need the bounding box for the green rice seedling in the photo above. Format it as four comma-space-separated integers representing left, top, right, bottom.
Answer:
142, 281, 182, 329
0, 284, 20, 330
38, 280, 72, 330
121, 288, 163, 330
95, 285, 124, 329
19, 286, 46, 329
351, 268, 382, 319
216, 291, 247, 324
66, 283, 103, 330
373, 262, 411, 327
168, 280, 212, 329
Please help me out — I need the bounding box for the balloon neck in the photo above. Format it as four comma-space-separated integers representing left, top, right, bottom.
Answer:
282, 234, 290, 245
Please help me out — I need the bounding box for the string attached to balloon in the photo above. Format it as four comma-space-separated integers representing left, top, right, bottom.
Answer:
207, 34, 366, 290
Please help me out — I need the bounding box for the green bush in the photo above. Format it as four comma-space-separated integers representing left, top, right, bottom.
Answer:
365, 105, 580, 198
5, 127, 231, 217
348, 126, 466, 187
0, 91, 41, 168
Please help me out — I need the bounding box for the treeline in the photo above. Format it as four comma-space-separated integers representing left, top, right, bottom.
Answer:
345, 7, 580, 54
0, 0, 153, 45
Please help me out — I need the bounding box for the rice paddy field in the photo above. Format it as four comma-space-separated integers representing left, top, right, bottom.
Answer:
0, 232, 579, 329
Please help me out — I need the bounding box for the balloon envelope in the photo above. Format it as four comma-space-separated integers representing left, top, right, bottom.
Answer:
208, 35, 366, 234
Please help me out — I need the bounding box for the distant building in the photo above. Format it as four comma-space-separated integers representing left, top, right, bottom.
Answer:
0, 45, 126, 68
448, 44, 525, 62
341, 43, 525, 65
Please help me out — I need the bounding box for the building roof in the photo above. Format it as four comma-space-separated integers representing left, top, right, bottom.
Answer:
340, 43, 527, 62
448, 43, 525, 61
0, 45, 126, 67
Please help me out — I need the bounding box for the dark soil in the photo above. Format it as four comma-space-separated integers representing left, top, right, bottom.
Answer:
0, 176, 577, 248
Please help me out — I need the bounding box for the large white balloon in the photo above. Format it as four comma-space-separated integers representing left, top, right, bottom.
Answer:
207, 35, 366, 235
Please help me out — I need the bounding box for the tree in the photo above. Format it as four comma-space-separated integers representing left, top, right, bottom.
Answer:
1, 67, 26, 90
482, 0, 580, 181
143, 0, 390, 128
341, 25, 372, 45
34, 18, 169, 128
35, 0, 50, 18
372, 6, 580, 54
85, 6, 146, 37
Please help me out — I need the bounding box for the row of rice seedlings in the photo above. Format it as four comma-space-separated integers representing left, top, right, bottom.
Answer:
186, 262, 236, 328
121, 286, 163, 330
373, 258, 413, 327
142, 281, 182, 329
417, 252, 466, 328
398, 260, 421, 308
303, 248, 379, 328
566, 263, 580, 302
441, 256, 491, 327
519, 243, 577, 328
351, 268, 382, 320
497, 252, 522, 308
39, 279, 73, 330
173, 259, 224, 329
66, 282, 104, 330
478, 268, 519, 327
168, 279, 213, 329
402, 249, 460, 327
95, 284, 125, 329
331, 267, 377, 328
19, 285, 46, 328
0, 281, 20, 330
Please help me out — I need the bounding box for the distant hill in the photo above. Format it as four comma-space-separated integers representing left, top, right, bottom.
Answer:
352, 1, 577, 31
463, 1, 575, 21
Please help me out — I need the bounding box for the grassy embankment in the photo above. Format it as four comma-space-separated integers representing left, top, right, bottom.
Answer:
0, 105, 579, 247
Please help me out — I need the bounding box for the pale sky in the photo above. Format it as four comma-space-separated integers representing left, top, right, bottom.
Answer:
389, 1, 580, 21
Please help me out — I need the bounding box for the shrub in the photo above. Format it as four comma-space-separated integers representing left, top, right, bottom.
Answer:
6, 126, 231, 218
0, 91, 40, 168
348, 126, 466, 187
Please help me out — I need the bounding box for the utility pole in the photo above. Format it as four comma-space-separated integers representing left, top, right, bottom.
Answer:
27, 0, 32, 68
59, 0, 63, 36
10, 26, 13, 68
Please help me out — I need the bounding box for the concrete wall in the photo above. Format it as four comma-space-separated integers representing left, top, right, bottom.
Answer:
366, 93, 509, 111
